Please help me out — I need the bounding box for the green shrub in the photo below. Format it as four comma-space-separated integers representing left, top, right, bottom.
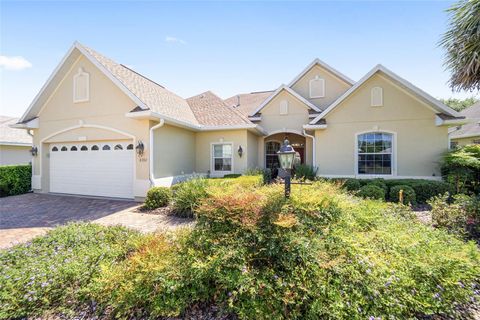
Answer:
94, 182, 480, 319
244, 168, 264, 176
0, 165, 31, 197
144, 187, 171, 210
389, 185, 416, 205
262, 168, 272, 185
386, 179, 452, 204
357, 184, 386, 200
222, 174, 242, 178
441, 144, 480, 194
0, 223, 141, 319
172, 178, 209, 218
293, 164, 317, 181
342, 178, 361, 191
369, 178, 388, 192
429, 193, 480, 239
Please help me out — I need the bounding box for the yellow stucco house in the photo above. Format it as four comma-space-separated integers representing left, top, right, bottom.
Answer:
13, 42, 468, 200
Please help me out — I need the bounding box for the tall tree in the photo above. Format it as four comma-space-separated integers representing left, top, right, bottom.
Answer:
440, 97, 479, 111
440, 0, 480, 92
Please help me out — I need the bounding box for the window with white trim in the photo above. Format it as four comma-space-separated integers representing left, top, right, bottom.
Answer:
212, 143, 233, 172
371, 87, 383, 107
309, 76, 325, 98
357, 132, 393, 175
73, 67, 90, 103
279, 100, 288, 115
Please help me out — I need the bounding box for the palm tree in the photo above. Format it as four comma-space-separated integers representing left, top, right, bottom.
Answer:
440, 0, 480, 92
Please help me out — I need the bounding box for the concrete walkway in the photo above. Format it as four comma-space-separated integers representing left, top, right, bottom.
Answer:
0, 193, 192, 249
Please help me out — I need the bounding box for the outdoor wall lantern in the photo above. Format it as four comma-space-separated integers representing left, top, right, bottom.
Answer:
277, 139, 296, 198
237, 145, 243, 158
30, 146, 38, 157
136, 141, 144, 156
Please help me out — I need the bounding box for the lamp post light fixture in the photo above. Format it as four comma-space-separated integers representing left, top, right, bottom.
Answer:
277, 139, 296, 198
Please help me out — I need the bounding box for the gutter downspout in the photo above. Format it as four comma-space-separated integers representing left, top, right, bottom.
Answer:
303, 129, 316, 166
149, 119, 165, 186
27, 129, 34, 191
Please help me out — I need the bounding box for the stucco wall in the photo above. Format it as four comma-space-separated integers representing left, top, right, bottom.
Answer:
153, 124, 195, 178
315, 74, 448, 178
259, 90, 310, 134
451, 136, 480, 147
195, 130, 249, 176
0, 145, 32, 165
247, 131, 258, 170
31, 55, 150, 197
291, 64, 351, 109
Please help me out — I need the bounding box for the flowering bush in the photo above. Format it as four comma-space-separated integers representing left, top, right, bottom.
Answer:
429, 193, 480, 240
94, 182, 480, 319
0, 223, 141, 319
2, 180, 480, 319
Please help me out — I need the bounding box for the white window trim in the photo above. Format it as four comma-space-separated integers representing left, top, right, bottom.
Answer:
371, 86, 383, 107
354, 130, 397, 178
309, 76, 325, 99
73, 67, 90, 103
210, 142, 234, 177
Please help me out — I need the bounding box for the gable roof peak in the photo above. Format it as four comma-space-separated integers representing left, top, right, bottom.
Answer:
288, 58, 355, 88
309, 64, 461, 124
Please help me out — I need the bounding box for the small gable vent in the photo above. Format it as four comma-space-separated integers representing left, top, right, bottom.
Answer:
371, 87, 383, 107
309, 75, 325, 98
279, 100, 288, 115
73, 67, 90, 103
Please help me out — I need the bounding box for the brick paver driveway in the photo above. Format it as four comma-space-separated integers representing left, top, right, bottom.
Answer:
0, 193, 192, 249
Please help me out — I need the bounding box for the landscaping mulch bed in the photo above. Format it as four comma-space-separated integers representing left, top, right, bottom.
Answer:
135, 205, 174, 215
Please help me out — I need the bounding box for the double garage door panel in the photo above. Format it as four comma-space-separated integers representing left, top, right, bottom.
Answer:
50, 142, 134, 199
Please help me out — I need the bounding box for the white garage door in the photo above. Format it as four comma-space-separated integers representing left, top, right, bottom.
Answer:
50, 141, 134, 199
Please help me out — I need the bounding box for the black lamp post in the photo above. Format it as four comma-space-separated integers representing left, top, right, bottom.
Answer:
277, 139, 296, 198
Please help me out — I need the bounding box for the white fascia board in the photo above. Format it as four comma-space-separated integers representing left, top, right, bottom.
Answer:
19, 44, 78, 123
126, 110, 201, 131
127, 110, 266, 134
75, 43, 148, 110
9, 118, 39, 129
249, 85, 321, 117
450, 133, 480, 139
288, 58, 355, 88
0, 142, 32, 147
19, 42, 148, 124
303, 124, 327, 130
435, 115, 471, 127
310, 64, 460, 125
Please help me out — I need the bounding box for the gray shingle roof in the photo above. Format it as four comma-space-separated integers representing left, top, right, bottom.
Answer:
187, 91, 251, 126
0, 116, 32, 145
80, 44, 199, 125
224, 91, 274, 117
450, 101, 480, 138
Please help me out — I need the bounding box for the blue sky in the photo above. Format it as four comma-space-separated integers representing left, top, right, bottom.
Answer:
1, 0, 478, 117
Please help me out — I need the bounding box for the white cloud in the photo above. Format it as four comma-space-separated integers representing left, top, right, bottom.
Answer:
0, 55, 32, 70
165, 36, 187, 45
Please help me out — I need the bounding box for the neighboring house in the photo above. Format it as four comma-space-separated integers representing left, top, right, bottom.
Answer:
13, 42, 467, 200
449, 101, 480, 148
0, 116, 32, 165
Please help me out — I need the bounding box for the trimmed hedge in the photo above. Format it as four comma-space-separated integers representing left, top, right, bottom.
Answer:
144, 187, 171, 210
357, 184, 386, 200
339, 178, 452, 204
0, 165, 31, 197
389, 185, 416, 205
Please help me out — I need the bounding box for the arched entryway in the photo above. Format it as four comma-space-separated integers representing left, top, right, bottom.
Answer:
264, 132, 306, 171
